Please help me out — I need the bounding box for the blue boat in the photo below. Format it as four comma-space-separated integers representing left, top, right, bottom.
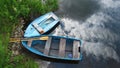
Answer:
22, 35, 82, 61
24, 12, 60, 37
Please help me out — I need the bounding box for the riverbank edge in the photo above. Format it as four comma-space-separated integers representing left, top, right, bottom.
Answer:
0, 0, 58, 68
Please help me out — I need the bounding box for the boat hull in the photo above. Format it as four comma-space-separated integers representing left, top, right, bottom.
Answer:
22, 35, 82, 61
24, 12, 60, 37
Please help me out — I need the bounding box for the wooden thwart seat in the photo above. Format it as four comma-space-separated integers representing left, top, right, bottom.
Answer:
32, 23, 44, 34
59, 38, 66, 57
27, 39, 33, 47
44, 37, 52, 55
73, 40, 80, 58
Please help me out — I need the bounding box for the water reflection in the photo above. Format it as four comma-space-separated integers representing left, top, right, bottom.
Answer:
56, 0, 100, 21
47, 0, 120, 68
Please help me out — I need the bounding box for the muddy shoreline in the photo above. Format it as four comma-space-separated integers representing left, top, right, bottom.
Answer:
9, 18, 50, 68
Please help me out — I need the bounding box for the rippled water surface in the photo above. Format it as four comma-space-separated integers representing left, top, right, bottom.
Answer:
42, 0, 120, 68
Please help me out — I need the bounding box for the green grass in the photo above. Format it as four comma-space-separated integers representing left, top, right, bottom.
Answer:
0, 0, 58, 68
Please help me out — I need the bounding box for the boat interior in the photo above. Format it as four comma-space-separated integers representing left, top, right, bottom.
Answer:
26, 37, 81, 59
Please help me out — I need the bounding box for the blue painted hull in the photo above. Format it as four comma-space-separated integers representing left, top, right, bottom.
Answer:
22, 35, 82, 61
24, 12, 60, 38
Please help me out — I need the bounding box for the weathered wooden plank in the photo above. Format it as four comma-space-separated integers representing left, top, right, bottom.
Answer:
10, 38, 21, 42
59, 38, 66, 57
32, 23, 44, 34
9, 36, 48, 42
27, 40, 33, 47
73, 40, 80, 58
44, 37, 52, 55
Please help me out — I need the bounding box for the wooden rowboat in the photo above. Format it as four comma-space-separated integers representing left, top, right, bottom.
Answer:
24, 12, 60, 37
21, 35, 82, 61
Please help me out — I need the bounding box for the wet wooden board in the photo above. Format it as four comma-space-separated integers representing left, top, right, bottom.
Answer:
49, 49, 59, 57
32, 23, 44, 34
27, 40, 33, 47
44, 37, 52, 55
59, 38, 66, 57
73, 40, 80, 58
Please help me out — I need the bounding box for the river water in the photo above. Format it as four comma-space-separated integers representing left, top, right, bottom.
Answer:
42, 0, 120, 68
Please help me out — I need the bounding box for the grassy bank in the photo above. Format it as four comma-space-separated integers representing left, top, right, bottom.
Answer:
0, 0, 58, 68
